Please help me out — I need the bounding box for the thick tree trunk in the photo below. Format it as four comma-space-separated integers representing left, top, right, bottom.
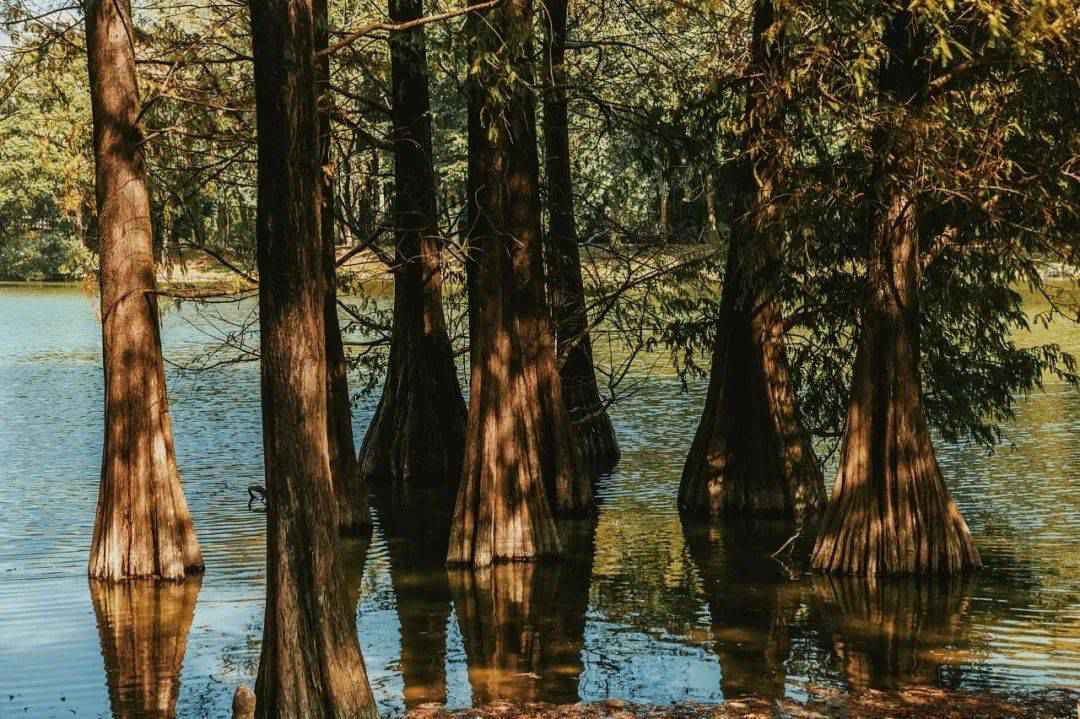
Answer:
449, 0, 587, 566
85, 0, 203, 582
315, 0, 369, 535
449, 519, 593, 703
811, 575, 974, 689
541, 0, 619, 473
680, 0, 824, 523
248, 1, 377, 715
810, 12, 980, 576
90, 578, 201, 718
357, 0, 467, 489
682, 519, 798, 701
372, 484, 454, 707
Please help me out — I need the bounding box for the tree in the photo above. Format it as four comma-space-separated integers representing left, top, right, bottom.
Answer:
84, 0, 203, 582
90, 578, 201, 719
247, 0, 377, 713
357, 0, 468, 490
315, 0, 369, 535
810, 8, 981, 576
679, 0, 825, 524
448, 0, 587, 566
541, 0, 620, 472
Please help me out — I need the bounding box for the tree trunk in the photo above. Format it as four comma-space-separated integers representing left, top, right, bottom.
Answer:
681, 519, 798, 701
90, 578, 201, 718
810, 11, 980, 576
85, 0, 203, 581
449, 519, 593, 703
372, 484, 454, 707
680, 0, 824, 523
449, 0, 587, 566
541, 0, 620, 473
248, 0, 378, 715
357, 0, 467, 490
315, 0, 369, 536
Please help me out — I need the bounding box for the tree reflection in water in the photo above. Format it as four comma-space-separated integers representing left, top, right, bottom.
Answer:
681, 518, 802, 701
89, 577, 202, 719
811, 574, 976, 691
449, 519, 595, 704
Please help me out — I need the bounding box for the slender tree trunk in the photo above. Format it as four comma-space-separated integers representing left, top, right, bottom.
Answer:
449, 0, 587, 566
248, 0, 377, 715
90, 578, 201, 718
315, 0, 368, 535
680, 0, 824, 523
85, 0, 203, 581
357, 0, 467, 489
541, 0, 620, 473
810, 11, 980, 576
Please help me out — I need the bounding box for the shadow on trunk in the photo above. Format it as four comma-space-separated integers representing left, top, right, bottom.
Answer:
90, 577, 202, 718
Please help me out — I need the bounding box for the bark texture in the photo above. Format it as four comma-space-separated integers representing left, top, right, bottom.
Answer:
248, 0, 377, 715
680, 0, 824, 523
315, 0, 369, 535
85, 0, 203, 581
373, 484, 455, 707
449, 0, 587, 566
449, 519, 594, 703
811, 575, 974, 690
810, 11, 980, 576
90, 578, 201, 718
682, 519, 800, 700
358, 0, 467, 490
541, 0, 620, 473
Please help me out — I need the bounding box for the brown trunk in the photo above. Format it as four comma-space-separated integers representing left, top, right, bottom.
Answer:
811, 575, 974, 690
449, 0, 587, 566
372, 484, 454, 707
248, 0, 378, 715
810, 11, 980, 576
315, 0, 368, 536
541, 0, 620, 473
681, 519, 798, 701
680, 0, 824, 523
357, 0, 467, 489
85, 0, 203, 581
449, 519, 593, 703
90, 578, 201, 718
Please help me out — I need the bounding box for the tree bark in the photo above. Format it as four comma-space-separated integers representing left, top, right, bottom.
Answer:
85, 0, 203, 582
248, 0, 378, 715
357, 0, 467, 490
90, 578, 201, 718
541, 0, 620, 473
449, 0, 587, 566
449, 519, 593, 703
315, 0, 369, 536
680, 0, 825, 523
810, 11, 980, 576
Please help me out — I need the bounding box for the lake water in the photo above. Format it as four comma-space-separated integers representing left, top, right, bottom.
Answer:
1, 284, 1078, 718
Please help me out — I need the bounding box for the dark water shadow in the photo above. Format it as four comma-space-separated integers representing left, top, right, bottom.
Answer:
90, 577, 202, 719
809, 574, 977, 691
681, 517, 804, 701
448, 519, 596, 704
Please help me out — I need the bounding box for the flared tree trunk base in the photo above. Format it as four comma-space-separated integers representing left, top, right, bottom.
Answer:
561, 344, 619, 474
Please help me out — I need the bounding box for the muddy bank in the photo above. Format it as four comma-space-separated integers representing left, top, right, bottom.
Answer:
404, 689, 1080, 719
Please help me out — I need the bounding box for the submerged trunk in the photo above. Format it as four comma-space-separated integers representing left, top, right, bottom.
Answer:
358, 0, 467, 489
541, 0, 619, 472
680, 0, 824, 523
85, 0, 203, 581
810, 11, 980, 576
90, 578, 201, 718
248, 0, 377, 715
315, 0, 368, 535
449, 0, 587, 566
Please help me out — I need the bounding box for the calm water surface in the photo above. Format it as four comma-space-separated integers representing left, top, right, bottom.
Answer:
1, 284, 1078, 718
